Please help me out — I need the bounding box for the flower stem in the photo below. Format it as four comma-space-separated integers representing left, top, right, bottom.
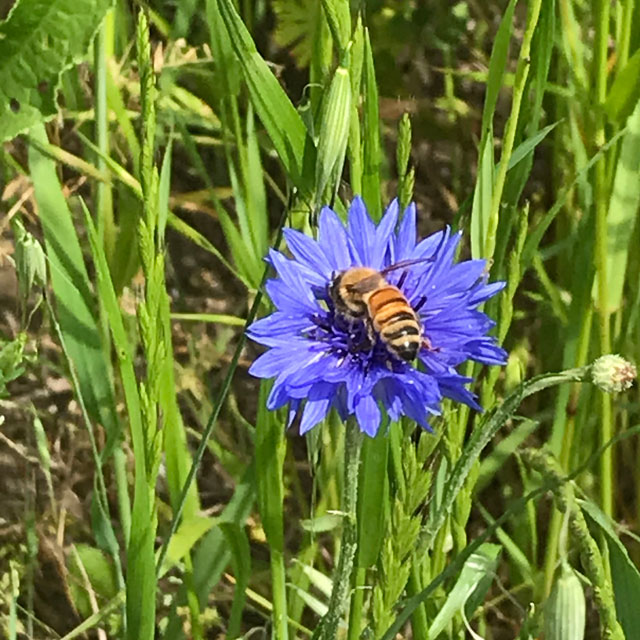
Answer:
347, 567, 366, 640
317, 420, 363, 640
271, 548, 289, 640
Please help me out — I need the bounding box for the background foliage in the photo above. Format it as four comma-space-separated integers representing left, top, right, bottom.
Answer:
0, 0, 639, 638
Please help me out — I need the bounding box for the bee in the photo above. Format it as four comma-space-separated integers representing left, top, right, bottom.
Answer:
329, 259, 430, 362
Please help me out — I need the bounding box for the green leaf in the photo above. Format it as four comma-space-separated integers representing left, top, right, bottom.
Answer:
0, 0, 115, 142
28, 124, 120, 455
600, 98, 640, 312
581, 499, 640, 640
507, 121, 561, 171
428, 544, 502, 639
220, 523, 252, 639
481, 0, 518, 132
356, 422, 389, 568
68, 544, 118, 617
217, 0, 315, 196
255, 379, 286, 551
163, 467, 256, 640
300, 513, 342, 533
157, 138, 173, 241
470, 131, 494, 259
321, 0, 351, 54
605, 47, 640, 123
161, 516, 216, 576
471, 0, 517, 258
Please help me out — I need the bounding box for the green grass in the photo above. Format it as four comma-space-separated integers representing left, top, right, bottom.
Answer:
1, 1, 639, 639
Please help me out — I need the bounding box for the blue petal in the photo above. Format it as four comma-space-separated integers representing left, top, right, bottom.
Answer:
250, 345, 303, 379
299, 400, 330, 434
371, 199, 399, 269
393, 203, 417, 261
283, 228, 333, 280
466, 339, 508, 365
266, 279, 318, 315
347, 196, 376, 266
355, 394, 381, 437
247, 312, 316, 347
469, 281, 506, 305
318, 207, 352, 270
438, 376, 482, 411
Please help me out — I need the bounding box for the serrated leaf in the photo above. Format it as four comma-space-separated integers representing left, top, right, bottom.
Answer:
272, 0, 319, 68
0, 0, 115, 142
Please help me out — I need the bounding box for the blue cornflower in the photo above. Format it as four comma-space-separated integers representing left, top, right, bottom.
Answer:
247, 197, 507, 437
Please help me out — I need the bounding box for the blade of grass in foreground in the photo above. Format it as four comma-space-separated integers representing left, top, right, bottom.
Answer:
256, 381, 288, 639
216, 0, 315, 197
469, 0, 517, 258
361, 27, 382, 221
28, 124, 121, 457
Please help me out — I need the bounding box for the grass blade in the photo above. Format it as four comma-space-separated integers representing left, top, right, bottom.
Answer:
28, 124, 121, 455
362, 27, 382, 220
216, 0, 315, 196
602, 99, 640, 313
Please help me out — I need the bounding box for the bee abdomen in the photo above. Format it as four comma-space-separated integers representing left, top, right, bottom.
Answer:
384, 322, 421, 361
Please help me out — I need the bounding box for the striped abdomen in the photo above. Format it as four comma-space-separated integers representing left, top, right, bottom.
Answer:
366, 286, 421, 361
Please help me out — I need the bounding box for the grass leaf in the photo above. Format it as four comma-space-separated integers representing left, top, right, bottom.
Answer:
217, 0, 315, 196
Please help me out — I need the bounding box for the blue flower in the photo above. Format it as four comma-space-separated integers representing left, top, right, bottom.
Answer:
247, 197, 507, 437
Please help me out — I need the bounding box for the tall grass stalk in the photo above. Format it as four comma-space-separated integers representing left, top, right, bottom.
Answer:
315, 420, 363, 640
593, 0, 614, 517
484, 0, 542, 260
126, 12, 164, 640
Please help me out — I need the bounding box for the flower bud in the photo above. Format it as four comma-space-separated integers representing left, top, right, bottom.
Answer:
591, 355, 637, 393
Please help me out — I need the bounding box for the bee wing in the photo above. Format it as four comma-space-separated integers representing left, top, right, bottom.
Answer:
345, 273, 383, 294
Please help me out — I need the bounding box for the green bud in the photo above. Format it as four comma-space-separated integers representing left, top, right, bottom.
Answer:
591, 354, 637, 393
544, 562, 586, 640
315, 64, 352, 204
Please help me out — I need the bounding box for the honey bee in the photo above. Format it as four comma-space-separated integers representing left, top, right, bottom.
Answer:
329, 260, 430, 362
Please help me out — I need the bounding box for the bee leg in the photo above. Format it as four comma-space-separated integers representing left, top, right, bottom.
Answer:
422, 335, 439, 352
413, 296, 427, 313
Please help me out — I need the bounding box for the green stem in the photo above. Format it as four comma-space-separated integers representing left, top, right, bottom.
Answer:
94, 11, 115, 260
618, 0, 636, 72
317, 420, 363, 640
407, 562, 429, 640
543, 307, 593, 596
483, 0, 542, 259
347, 567, 366, 640
271, 548, 289, 640
593, 0, 613, 518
